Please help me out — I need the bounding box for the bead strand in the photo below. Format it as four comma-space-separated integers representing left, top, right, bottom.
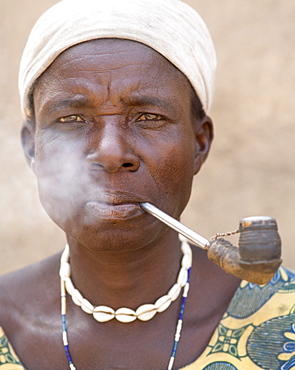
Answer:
61, 279, 76, 370
167, 267, 191, 370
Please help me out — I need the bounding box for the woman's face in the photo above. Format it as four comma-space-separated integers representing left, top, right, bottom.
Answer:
25, 39, 212, 250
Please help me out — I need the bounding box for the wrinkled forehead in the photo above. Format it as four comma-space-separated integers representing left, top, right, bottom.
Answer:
33, 39, 196, 121
38, 38, 188, 86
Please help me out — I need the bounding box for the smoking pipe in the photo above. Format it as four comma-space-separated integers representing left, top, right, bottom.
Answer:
140, 202, 282, 285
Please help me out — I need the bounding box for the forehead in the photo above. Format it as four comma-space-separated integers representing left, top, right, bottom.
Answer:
46, 38, 187, 76
35, 38, 193, 101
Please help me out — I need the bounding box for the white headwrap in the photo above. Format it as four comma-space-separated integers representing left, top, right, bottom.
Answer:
19, 0, 216, 118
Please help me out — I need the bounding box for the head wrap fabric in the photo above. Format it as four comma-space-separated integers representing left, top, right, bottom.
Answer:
19, 0, 216, 118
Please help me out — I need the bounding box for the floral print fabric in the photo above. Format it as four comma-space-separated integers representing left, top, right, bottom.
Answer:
183, 267, 295, 369
0, 327, 23, 369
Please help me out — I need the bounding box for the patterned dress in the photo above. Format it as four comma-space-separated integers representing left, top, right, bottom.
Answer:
1, 267, 295, 369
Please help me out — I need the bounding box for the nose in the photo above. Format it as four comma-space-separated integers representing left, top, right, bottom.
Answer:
85, 121, 140, 173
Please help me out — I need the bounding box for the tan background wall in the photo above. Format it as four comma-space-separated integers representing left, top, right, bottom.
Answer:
1, 0, 294, 274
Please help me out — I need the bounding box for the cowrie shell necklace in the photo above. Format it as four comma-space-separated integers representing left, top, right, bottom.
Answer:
60, 239, 192, 369
59, 240, 192, 323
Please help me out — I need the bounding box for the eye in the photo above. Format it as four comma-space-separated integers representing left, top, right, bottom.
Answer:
58, 115, 85, 123
137, 113, 163, 121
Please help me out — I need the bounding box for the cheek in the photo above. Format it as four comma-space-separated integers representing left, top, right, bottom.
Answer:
158, 144, 194, 181
144, 132, 196, 215
34, 131, 85, 223
35, 129, 85, 175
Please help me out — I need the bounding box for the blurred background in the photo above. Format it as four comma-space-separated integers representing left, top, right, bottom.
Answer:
1, 0, 294, 274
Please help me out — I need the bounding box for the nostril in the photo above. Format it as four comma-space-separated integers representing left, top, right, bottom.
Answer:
122, 163, 133, 168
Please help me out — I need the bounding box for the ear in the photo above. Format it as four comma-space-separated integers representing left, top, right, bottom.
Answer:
193, 115, 214, 175
21, 120, 36, 173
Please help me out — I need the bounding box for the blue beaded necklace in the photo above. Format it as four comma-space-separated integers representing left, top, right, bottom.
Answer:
60, 244, 191, 370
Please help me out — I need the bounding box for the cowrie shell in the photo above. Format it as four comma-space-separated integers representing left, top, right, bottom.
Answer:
59, 262, 71, 280
115, 308, 136, 323
168, 283, 181, 301
181, 241, 192, 257
65, 278, 75, 296
93, 306, 115, 322
81, 298, 94, 314
61, 245, 70, 263
136, 304, 157, 321
181, 253, 192, 269
72, 289, 83, 306
155, 295, 171, 313
177, 267, 188, 287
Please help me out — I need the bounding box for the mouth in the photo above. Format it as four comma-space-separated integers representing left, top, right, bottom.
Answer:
84, 193, 145, 221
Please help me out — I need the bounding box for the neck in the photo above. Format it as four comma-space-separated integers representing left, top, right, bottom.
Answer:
66, 230, 182, 309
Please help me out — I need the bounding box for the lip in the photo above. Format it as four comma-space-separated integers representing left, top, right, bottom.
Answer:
84, 192, 146, 221
85, 201, 143, 220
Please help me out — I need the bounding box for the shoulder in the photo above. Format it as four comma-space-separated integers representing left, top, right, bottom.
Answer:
0, 253, 61, 332
0, 253, 68, 368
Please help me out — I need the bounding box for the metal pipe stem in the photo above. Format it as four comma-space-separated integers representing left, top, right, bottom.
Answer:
140, 202, 209, 249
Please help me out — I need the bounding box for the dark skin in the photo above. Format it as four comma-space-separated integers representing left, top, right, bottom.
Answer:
0, 39, 240, 369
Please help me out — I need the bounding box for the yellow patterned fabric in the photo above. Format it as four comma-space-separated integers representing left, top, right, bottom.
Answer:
0, 328, 24, 369
1, 267, 295, 369
182, 266, 295, 369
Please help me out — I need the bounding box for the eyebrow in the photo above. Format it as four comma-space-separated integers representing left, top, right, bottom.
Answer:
124, 94, 177, 114
46, 95, 89, 115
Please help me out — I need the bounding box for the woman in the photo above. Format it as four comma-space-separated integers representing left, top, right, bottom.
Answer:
0, 0, 294, 369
